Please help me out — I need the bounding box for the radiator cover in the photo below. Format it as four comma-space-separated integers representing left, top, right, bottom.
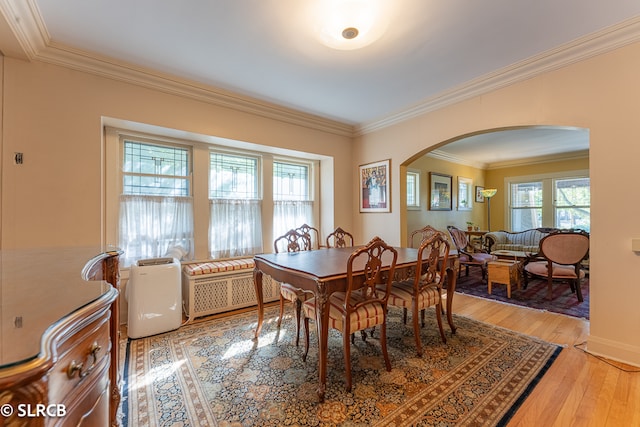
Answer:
182, 271, 280, 322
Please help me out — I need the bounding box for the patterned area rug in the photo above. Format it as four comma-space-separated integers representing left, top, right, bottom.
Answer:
122, 306, 561, 426
454, 268, 589, 319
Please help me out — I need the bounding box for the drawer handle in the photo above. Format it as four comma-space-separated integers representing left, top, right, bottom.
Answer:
66, 342, 102, 380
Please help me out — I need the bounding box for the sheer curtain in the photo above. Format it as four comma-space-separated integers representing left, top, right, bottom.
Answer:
119, 195, 194, 266
273, 200, 313, 250
210, 199, 263, 259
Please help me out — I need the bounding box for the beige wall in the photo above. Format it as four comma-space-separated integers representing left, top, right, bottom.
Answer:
405, 156, 486, 239
354, 41, 640, 366
1, 58, 353, 249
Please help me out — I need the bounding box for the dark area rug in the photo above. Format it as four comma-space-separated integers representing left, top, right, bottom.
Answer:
123, 305, 562, 426
454, 266, 589, 319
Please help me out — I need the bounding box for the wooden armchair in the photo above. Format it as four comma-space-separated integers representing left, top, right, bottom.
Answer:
296, 223, 322, 249
302, 237, 398, 392
384, 234, 450, 356
325, 226, 354, 248
523, 230, 589, 302
274, 229, 313, 346
447, 225, 496, 281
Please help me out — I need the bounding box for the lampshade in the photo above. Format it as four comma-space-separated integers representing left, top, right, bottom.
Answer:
480, 188, 497, 199
312, 0, 388, 50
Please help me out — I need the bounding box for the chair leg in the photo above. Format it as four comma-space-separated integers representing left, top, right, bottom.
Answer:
343, 328, 353, 392
302, 316, 310, 362
412, 306, 423, 357
402, 307, 408, 324
294, 298, 303, 347
380, 321, 392, 372
435, 302, 446, 344
277, 293, 286, 327
575, 279, 584, 302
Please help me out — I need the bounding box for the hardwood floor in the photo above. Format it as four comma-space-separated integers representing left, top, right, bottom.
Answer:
451, 293, 640, 427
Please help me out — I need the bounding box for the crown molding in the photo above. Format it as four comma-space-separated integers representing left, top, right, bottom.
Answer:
0, 0, 354, 137
356, 16, 640, 136
3, 0, 640, 139
428, 148, 589, 171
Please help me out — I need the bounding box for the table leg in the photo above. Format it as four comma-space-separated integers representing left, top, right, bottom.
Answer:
253, 268, 264, 339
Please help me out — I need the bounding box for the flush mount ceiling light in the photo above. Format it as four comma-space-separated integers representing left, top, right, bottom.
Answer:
311, 0, 389, 50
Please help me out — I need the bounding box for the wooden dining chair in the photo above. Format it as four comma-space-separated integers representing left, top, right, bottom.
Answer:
296, 223, 322, 249
523, 230, 590, 302
383, 234, 450, 356
274, 229, 313, 346
447, 225, 496, 281
302, 236, 398, 392
325, 226, 354, 248
409, 225, 446, 248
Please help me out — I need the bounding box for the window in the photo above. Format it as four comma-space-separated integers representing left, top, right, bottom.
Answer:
119, 140, 194, 266
107, 126, 322, 265
209, 152, 263, 258
554, 177, 590, 231
508, 172, 590, 232
406, 170, 420, 208
509, 181, 543, 231
273, 160, 313, 245
457, 177, 473, 210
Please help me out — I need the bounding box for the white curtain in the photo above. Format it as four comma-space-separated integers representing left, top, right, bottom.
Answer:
210, 199, 263, 259
273, 200, 313, 251
119, 195, 194, 267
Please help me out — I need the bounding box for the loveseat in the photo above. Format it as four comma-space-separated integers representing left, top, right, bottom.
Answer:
483, 228, 558, 253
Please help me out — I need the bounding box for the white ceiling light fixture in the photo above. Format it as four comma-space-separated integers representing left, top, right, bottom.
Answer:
312, 0, 389, 50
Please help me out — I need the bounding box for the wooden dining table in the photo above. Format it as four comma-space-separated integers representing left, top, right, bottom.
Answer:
253, 245, 459, 401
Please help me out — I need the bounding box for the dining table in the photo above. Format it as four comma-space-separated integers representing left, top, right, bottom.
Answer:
253, 245, 459, 401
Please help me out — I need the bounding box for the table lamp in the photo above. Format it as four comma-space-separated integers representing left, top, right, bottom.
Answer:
480, 188, 498, 231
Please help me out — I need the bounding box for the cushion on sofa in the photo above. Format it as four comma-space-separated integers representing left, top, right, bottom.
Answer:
484, 229, 554, 254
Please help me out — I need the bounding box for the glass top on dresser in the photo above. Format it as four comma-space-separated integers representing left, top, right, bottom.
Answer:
0, 246, 120, 367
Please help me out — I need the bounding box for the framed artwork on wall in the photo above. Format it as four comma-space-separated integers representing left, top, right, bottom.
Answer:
475, 186, 485, 203
429, 172, 452, 211
359, 159, 391, 213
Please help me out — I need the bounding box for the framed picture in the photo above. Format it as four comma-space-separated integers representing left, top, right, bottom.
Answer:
359, 159, 391, 213
475, 186, 485, 203
458, 177, 473, 210
429, 172, 452, 211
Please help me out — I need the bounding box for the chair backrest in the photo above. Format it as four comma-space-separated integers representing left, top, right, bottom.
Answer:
446, 225, 470, 252
274, 229, 312, 254
539, 230, 590, 266
326, 226, 355, 248
345, 236, 397, 311
410, 225, 446, 248
414, 234, 450, 291
295, 223, 321, 249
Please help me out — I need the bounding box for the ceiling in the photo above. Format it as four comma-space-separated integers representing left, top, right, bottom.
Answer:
1, 0, 640, 163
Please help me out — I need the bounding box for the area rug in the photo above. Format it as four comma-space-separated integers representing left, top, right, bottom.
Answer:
454, 268, 589, 319
122, 305, 561, 426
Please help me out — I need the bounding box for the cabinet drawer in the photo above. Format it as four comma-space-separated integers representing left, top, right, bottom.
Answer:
48, 307, 112, 407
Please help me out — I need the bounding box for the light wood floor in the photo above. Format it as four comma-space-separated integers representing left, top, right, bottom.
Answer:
451, 293, 640, 427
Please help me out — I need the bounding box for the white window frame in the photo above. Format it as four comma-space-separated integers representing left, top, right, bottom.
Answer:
406, 169, 420, 210
505, 170, 589, 231
457, 176, 473, 211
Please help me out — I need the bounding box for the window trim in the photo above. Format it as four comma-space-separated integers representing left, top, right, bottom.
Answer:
406, 169, 420, 210
505, 169, 589, 230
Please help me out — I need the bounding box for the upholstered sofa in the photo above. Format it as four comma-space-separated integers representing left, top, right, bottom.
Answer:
483, 228, 558, 253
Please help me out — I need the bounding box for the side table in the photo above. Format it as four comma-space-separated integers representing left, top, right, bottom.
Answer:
488, 260, 521, 298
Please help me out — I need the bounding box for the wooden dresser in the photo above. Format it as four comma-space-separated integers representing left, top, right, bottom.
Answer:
0, 248, 122, 426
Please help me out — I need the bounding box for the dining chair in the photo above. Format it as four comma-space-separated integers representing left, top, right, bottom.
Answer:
523, 230, 590, 302
409, 225, 446, 248
383, 234, 450, 356
296, 223, 322, 249
447, 225, 496, 281
325, 226, 354, 248
274, 229, 313, 346
302, 236, 398, 392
